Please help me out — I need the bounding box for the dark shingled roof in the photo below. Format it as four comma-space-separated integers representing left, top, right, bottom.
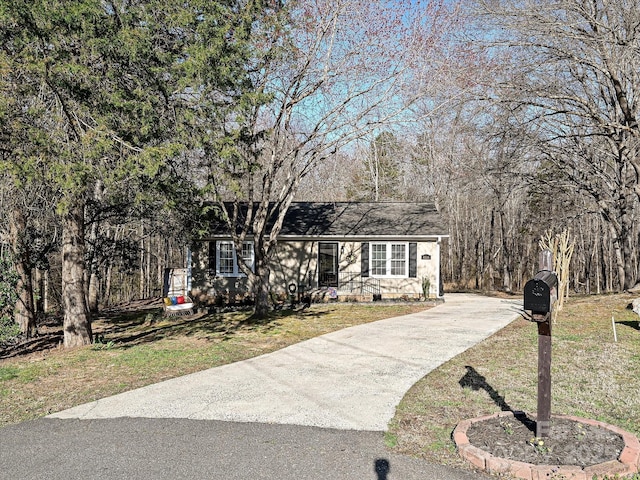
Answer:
210, 202, 448, 238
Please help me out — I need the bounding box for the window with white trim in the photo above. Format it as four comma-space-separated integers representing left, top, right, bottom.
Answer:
370, 242, 408, 277
217, 241, 254, 277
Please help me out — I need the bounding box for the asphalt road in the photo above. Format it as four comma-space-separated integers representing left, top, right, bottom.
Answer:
0, 418, 488, 480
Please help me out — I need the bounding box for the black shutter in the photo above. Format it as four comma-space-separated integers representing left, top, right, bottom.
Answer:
409, 242, 417, 278
361, 242, 369, 277
208, 241, 216, 272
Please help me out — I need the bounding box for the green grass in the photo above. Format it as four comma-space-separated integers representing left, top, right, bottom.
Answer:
384, 431, 398, 448
0, 366, 19, 382
388, 293, 640, 468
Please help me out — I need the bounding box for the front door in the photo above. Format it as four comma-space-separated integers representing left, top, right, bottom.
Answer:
318, 242, 339, 288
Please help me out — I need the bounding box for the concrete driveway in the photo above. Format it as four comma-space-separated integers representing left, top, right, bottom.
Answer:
50, 293, 523, 431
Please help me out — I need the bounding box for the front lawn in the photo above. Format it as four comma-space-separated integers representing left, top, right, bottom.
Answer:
388, 293, 640, 468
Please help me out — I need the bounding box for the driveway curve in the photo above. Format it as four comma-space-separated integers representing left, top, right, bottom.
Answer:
50, 293, 523, 431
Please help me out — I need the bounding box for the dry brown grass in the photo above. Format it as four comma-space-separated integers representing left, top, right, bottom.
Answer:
387, 293, 640, 467
0, 302, 429, 427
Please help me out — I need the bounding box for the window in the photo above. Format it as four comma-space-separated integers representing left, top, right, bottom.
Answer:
370, 242, 408, 277
216, 241, 254, 277
240, 242, 254, 270
390, 244, 406, 275
371, 244, 387, 276
219, 242, 235, 275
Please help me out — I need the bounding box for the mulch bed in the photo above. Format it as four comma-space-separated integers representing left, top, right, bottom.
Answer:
465, 412, 625, 467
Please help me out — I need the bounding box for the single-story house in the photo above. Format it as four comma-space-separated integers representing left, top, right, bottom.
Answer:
190, 202, 449, 304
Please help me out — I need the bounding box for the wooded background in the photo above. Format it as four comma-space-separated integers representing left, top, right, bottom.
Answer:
1, 0, 639, 345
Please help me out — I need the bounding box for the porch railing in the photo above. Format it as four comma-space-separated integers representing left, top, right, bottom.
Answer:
337, 272, 380, 295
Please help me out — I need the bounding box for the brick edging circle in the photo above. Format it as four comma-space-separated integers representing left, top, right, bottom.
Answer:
453, 411, 640, 480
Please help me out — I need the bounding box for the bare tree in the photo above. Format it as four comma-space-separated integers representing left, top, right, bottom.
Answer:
287, 0, 640, 294
475, 0, 640, 290
202, 0, 463, 316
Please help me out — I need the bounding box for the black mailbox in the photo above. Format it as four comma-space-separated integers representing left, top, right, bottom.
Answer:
524, 270, 558, 313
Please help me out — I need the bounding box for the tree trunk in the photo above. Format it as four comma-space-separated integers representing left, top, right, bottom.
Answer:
146, 235, 152, 297
252, 252, 271, 319
105, 263, 113, 304
488, 208, 496, 290
13, 262, 35, 337
61, 204, 93, 347
104, 227, 117, 304
610, 224, 628, 292
622, 230, 637, 290
34, 269, 47, 314
88, 270, 99, 312
86, 218, 100, 313
86, 179, 103, 312
9, 207, 36, 337
499, 211, 512, 292
474, 239, 481, 289
139, 226, 145, 299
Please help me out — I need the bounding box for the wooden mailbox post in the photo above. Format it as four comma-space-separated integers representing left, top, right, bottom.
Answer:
523, 251, 558, 438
